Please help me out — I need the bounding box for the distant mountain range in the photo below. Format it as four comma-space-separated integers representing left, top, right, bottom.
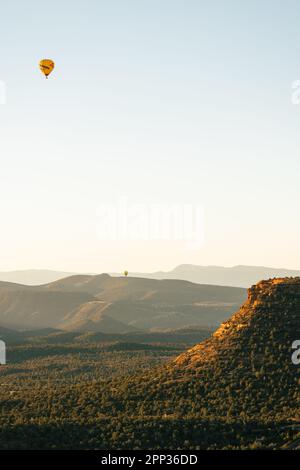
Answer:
128, 264, 300, 287
1, 265, 300, 287
0, 274, 246, 333
0, 269, 76, 286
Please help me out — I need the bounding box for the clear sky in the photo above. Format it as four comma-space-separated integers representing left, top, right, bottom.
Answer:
0, 0, 300, 272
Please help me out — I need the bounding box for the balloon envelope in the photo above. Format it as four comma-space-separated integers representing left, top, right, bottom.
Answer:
39, 59, 55, 78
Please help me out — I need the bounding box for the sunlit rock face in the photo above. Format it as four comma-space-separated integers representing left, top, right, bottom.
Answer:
174, 277, 300, 369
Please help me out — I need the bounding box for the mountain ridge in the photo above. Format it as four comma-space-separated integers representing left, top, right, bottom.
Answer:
128, 265, 300, 288
1, 265, 300, 287
0, 275, 246, 332
124, 276, 300, 424
174, 277, 300, 370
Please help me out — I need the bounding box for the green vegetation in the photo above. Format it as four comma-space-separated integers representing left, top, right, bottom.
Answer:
0, 278, 299, 449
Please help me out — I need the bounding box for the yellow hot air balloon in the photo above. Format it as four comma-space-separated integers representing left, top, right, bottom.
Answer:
123, 270, 129, 277
39, 59, 55, 79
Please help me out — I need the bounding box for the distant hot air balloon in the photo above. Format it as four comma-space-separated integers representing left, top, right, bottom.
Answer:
39, 59, 55, 79
123, 270, 129, 277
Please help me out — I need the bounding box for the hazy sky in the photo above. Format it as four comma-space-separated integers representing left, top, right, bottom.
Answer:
1, 0, 300, 272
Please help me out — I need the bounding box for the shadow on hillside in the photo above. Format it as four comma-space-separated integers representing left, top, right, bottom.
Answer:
0, 418, 292, 450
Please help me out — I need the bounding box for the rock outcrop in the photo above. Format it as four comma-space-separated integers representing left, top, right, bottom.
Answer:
174, 277, 300, 371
